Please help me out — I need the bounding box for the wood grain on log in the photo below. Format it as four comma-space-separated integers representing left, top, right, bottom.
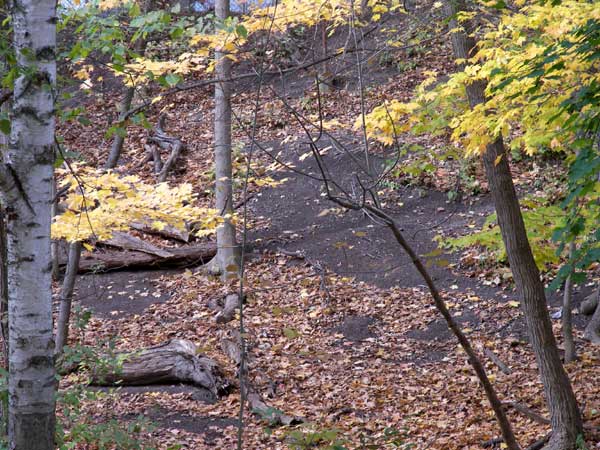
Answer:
69, 339, 230, 396
580, 289, 599, 315
67, 243, 216, 273
130, 219, 191, 242
101, 231, 174, 258
215, 294, 241, 324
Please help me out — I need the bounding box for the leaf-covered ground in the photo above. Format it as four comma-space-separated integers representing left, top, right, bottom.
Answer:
57, 4, 600, 449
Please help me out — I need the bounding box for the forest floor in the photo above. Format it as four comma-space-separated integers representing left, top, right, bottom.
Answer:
69, 143, 600, 449
57, 4, 600, 450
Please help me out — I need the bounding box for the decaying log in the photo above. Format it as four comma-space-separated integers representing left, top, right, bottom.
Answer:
65, 339, 230, 396
580, 289, 599, 315
215, 294, 243, 324
144, 114, 185, 183
101, 231, 174, 258
158, 140, 183, 183
581, 289, 600, 344
70, 243, 216, 273
221, 331, 300, 426
130, 218, 191, 243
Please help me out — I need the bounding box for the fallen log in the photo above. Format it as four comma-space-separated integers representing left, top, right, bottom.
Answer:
581, 289, 600, 344
580, 289, 599, 315
130, 219, 191, 243
63, 339, 230, 396
215, 293, 243, 324
69, 243, 216, 273
101, 231, 174, 258
221, 331, 301, 426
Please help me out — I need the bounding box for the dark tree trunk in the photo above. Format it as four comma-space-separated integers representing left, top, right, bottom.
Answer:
55, 241, 82, 354
443, 3, 583, 448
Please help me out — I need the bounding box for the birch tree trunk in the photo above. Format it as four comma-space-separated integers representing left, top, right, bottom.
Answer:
213, 0, 240, 279
0, 0, 57, 448
443, 3, 582, 449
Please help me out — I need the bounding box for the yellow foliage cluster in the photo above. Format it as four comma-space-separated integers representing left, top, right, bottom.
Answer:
121, 53, 207, 86
362, 0, 600, 156
52, 166, 222, 244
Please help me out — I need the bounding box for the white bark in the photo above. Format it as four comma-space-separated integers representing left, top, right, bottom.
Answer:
213, 0, 240, 279
0, 0, 57, 448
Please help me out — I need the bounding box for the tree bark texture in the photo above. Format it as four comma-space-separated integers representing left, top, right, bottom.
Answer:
104, 22, 148, 169
213, 0, 240, 279
105, 86, 135, 169
63, 243, 216, 273
55, 241, 82, 354
581, 290, 600, 344
443, 3, 583, 448
80, 339, 230, 397
562, 243, 576, 362
0, 0, 57, 448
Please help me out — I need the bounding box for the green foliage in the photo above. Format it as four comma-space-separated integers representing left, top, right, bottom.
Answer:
283, 424, 411, 449
442, 200, 571, 269
0, 308, 159, 450
285, 426, 348, 449
508, 17, 600, 289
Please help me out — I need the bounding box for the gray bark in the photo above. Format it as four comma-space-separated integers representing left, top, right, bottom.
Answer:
101, 231, 173, 258
582, 290, 600, 344
215, 293, 241, 324
67, 242, 216, 273
0, 207, 7, 369
443, 2, 583, 448
0, 0, 58, 447
104, 24, 148, 169
55, 242, 82, 354
580, 290, 598, 315
82, 339, 229, 396
213, 0, 240, 279
105, 86, 135, 169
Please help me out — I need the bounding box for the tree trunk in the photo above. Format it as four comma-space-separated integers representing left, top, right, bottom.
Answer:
212, 0, 240, 279
105, 86, 135, 169
443, 3, 583, 448
104, 17, 148, 169
55, 242, 82, 354
562, 243, 576, 363
0, 0, 57, 448
0, 207, 7, 369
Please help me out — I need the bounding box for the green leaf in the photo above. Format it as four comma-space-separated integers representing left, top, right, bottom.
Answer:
0, 118, 10, 135
164, 73, 181, 87
283, 328, 300, 339
235, 24, 248, 38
